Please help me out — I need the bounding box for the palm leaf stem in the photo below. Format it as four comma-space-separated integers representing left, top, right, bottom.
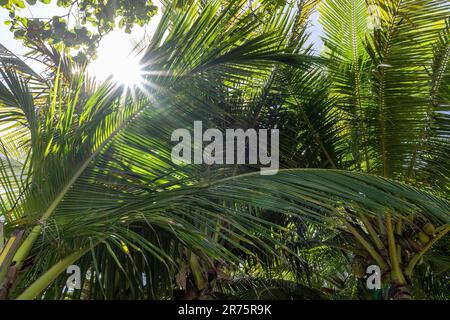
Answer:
405, 225, 450, 278
16, 245, 92, 300
343, 220, 388, 269
386, 212, 406, 284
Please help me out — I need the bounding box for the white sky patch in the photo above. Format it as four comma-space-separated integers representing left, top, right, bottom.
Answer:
87, 18, 158, 84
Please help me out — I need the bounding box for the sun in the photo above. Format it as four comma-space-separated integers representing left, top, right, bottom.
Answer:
88, 29, 145, 88
111, 56, 144, 88
86, 8, 165, 89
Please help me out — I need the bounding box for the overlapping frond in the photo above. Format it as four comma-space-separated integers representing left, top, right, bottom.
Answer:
0, 0, 449, 300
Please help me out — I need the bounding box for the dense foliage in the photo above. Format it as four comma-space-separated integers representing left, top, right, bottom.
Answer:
0, 0, 449, 300
1, 0, 158, 61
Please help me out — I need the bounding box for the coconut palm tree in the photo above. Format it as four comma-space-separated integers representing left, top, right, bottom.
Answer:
218, 0, 450, 299
316, 0, 450, 299
0, 0, 448, 300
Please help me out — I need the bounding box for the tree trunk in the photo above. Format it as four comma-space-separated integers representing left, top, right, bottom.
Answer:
388, 281, 412, 300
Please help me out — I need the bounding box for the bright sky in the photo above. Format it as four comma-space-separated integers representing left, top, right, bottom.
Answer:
0, 1, 69, 69
0, 0, 161, 80
0, 1, 323, 82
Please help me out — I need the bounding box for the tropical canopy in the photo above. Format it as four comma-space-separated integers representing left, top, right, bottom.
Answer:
0, 0, 449, 300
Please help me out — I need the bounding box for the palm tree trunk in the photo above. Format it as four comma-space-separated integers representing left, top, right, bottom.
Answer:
388, 281, 412, 300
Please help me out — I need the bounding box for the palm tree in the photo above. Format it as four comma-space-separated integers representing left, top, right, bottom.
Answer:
0, 0, 448, 300
315, 0, 450, 299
